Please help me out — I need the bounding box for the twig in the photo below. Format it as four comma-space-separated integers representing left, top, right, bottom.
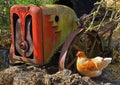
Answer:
98, 20, 118, 36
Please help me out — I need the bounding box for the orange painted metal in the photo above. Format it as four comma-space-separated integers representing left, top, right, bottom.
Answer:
10, 4, 77, 65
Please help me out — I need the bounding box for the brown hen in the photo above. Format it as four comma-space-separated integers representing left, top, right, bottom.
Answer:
76, 51, 112, 77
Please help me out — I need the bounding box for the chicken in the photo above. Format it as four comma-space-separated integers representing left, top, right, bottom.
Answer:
76, 51, 112, 77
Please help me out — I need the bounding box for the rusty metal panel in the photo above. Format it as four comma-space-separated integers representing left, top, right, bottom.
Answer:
10, 4, 78, 65
10, 5, 44, 65
41, 5, 78, 64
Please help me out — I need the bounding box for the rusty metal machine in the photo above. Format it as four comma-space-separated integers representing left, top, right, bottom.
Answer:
10, 4, 78, 66
10, 2, 118, 73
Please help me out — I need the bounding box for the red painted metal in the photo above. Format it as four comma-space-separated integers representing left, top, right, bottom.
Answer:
10, 4, 77, 66
10, 5, 43, 65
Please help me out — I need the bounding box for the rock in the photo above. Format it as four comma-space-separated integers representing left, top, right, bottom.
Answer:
0, 81, 2, 85
0, 66, 46, 85
0, 66, 106, 85
0, 50, 9, 70
104, 83, 112, 85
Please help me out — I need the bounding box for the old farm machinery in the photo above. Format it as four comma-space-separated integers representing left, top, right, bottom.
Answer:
10, 4, 78, 66
10, 4, 116, 72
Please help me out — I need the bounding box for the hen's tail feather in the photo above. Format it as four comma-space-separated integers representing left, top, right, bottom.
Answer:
102, 58, 112, 68
104, 58, 112, 63
95, 57, 112, 70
